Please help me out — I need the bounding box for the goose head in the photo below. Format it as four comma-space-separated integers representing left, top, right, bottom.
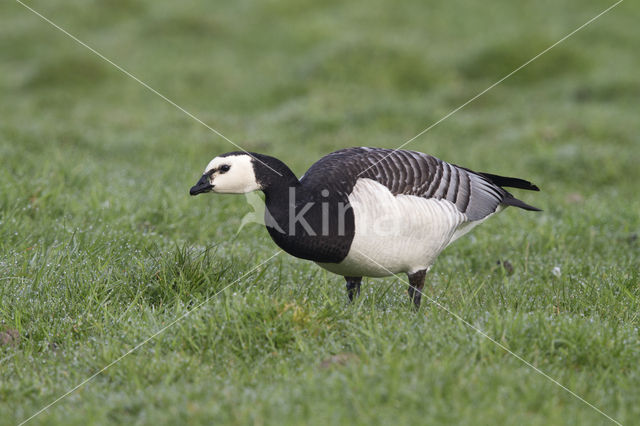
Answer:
190, 153, 261, 195
190, 151, 300, 196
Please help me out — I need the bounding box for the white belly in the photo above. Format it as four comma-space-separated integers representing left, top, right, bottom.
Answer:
317, 178, 481, 277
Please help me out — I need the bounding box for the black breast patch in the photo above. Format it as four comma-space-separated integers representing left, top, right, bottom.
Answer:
263, 186, 355, 263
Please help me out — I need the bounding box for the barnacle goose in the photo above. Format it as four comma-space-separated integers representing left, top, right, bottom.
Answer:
190, 147, 540, 307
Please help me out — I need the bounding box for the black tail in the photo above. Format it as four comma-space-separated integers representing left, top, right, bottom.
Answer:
502, 192, 542, 212
480, 172, 542, 212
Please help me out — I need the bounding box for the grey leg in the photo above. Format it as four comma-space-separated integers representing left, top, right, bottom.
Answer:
407, 270, 427, 308
345, 276, 362, 302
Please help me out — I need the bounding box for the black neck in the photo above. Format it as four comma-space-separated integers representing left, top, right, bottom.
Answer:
249, 153, 301, 207
250, 153, 298, 188
247, 153, 301, 230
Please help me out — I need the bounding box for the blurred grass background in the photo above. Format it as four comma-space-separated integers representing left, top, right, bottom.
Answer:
1, 0, 639, 424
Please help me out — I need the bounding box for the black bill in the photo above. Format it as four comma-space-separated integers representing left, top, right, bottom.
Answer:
190, 175, 213, 195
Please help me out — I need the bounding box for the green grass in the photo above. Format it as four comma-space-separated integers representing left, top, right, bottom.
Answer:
1, 0, 639, 424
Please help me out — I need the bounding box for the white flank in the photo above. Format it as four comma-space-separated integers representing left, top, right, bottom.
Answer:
318, 178, 476, 277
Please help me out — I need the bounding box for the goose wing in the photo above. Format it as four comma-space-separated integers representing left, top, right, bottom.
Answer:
301, 147, 537, 221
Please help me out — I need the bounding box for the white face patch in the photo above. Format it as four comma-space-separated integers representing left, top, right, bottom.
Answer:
203, 154, 261, 194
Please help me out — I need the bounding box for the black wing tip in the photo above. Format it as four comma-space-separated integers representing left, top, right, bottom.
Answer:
479, 172, 540, 192
507, 181, 540, 192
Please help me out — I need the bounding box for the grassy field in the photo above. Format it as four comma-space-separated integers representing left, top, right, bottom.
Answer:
1, 0, 639, 424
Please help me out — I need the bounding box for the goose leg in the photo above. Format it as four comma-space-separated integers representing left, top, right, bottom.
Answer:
407, 270, 427, 308
345, 276, 362, 302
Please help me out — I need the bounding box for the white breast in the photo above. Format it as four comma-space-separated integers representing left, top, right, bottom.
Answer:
317, 178, 485, 277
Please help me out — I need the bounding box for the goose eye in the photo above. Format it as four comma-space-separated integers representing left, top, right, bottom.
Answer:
219, 164, 231, 173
